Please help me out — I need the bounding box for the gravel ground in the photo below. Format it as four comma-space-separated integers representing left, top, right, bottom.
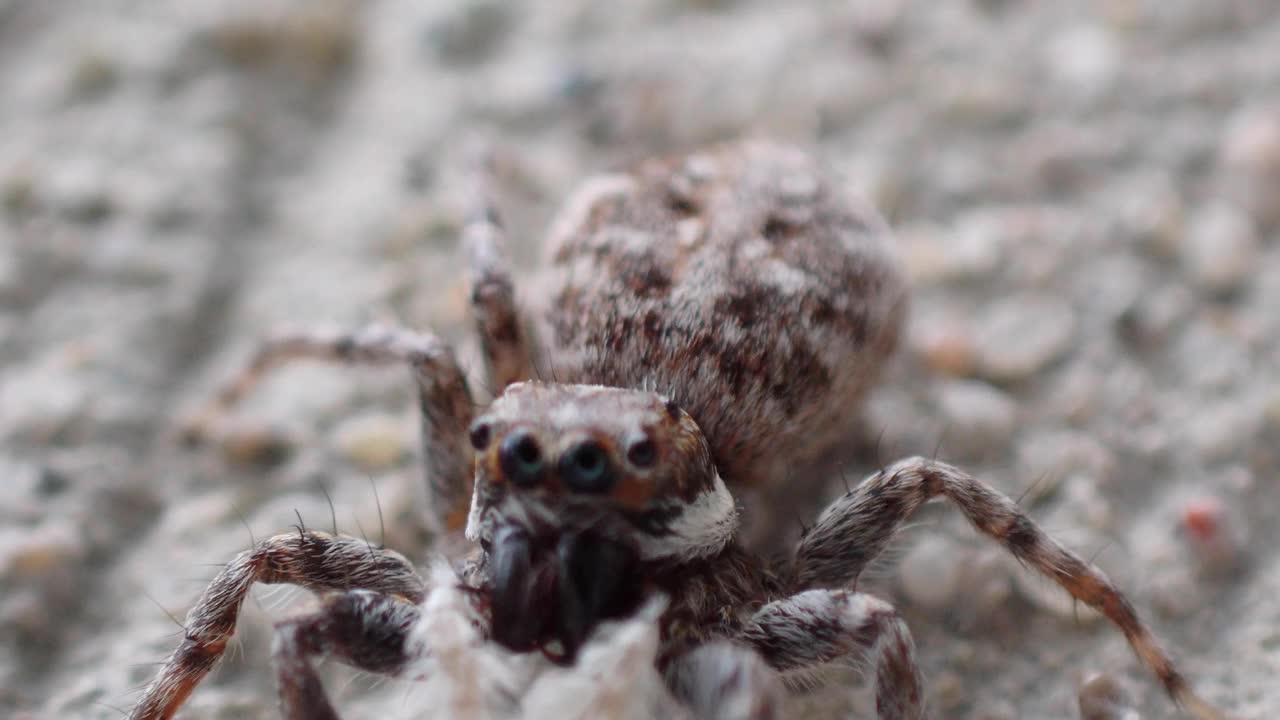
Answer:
2, 1, 1278, 718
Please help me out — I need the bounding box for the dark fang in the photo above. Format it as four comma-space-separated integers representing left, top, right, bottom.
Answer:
488, 525, 541, 651
553, 532, 641, 664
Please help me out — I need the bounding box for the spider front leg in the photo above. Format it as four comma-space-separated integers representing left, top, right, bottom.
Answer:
274, 590, 422, 720
790, 456, 1224, 720
740, 591, 923, 720
130, 532, 425, 720
182, 326, 477, 533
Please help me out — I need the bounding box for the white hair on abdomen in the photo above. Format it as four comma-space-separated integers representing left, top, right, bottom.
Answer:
636, 472, 739, 562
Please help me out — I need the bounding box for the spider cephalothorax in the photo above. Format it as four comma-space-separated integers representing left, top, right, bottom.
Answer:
130, 141, 1224, 720
466, 383, 735, 662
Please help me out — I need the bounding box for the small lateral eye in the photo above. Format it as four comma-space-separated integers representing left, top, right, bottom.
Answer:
663, 398, 681, 419
469, 421, 492, 451
626, 435, 657, 468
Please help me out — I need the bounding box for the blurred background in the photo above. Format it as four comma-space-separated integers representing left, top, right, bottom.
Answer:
1, 0, 1277, 717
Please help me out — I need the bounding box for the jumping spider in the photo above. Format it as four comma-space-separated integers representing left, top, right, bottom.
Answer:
131, 141, 1222, 719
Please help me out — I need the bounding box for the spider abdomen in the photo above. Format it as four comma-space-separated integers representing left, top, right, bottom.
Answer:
535, 141, 908, 488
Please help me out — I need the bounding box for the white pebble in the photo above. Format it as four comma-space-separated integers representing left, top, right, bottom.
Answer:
974, 295, 1076, 382
1220, 106, 1280, 227
331, 411, 409, 472
1046, 25, 1120, 98
935, 379, 1017, 458
1181, 202, 1259, 295
1078, 671, 1139, 720
899, 534, 966, 612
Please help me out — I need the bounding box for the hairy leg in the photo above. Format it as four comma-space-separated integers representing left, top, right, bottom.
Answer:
665, 641, 785, 720
182, 325, 476, 532
130, 531, 425, 720
274, 590, 422, 720
462, 145, 535, 391
740, 590, 922, 720
791, 456, 1223, 720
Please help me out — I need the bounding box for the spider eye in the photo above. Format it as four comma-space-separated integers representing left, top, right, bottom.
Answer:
560, 440, 615, 494
625, 435, 656, 469
500, 431, 545, 487
469, 421, 492, 451
663, 398, 681, 419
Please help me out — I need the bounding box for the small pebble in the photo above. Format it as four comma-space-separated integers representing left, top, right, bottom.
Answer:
1181, 203, 1258, 296
212, 4, 359, 73
899, 533, 966, 612
0, 360, 89, 443
928, 670, 966, 712
1180, 494, 1245, 576
946, 213, 1006, 279
0, 523, 82, 580
331, 412, 409, 472
46, 161, 114, 224
67, 49, 119, 99
1221, 106, 1280, 227
1117, 175, 1184, 259
424, 1, 513, 65
0, 522, 83, 637
847, 0, 905, 56
910, 312, 976, 377
1148, 570, 1202, 619
973, 699, 1017, 720
1183, 399, 1263, 462
900, 217, 1002, 284
1025, 434, 1101, 492
962, 549, 1014, 621
218, 423, 295, 468
1114, 284, 1192, 350
934, 379, 1017, 458
974, 295, 1076, 382
1046, 25, 1120, 99
1, 172, 37, 218
1078, 671, 1139, 720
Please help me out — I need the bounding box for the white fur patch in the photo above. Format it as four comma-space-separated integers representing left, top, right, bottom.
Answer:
636, 472, 739, 561
464, 481, 485, 542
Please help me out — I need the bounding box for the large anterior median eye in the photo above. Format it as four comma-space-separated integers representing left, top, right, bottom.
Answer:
559, 439, 615, 494
500, 430, 545, 487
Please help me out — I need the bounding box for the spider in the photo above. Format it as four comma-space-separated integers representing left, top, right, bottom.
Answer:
130, 140, 1223, 720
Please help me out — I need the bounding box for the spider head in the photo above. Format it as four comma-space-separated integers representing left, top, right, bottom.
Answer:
464, 381, 738, 660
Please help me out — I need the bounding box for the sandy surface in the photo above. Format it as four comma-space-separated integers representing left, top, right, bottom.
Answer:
2, 1, 1278, 718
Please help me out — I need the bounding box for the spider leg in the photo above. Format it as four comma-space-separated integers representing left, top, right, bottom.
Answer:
790, 456, 1223, 720
130, 531, 425, 720
462, 144, 535, 390
740, 590, 922, 720
182, 325, 476, 532
664, 641, 786, 720
274, 590, 422, 720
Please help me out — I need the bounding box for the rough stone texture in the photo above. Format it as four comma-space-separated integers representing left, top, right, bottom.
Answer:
2, 0, 1276, 718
